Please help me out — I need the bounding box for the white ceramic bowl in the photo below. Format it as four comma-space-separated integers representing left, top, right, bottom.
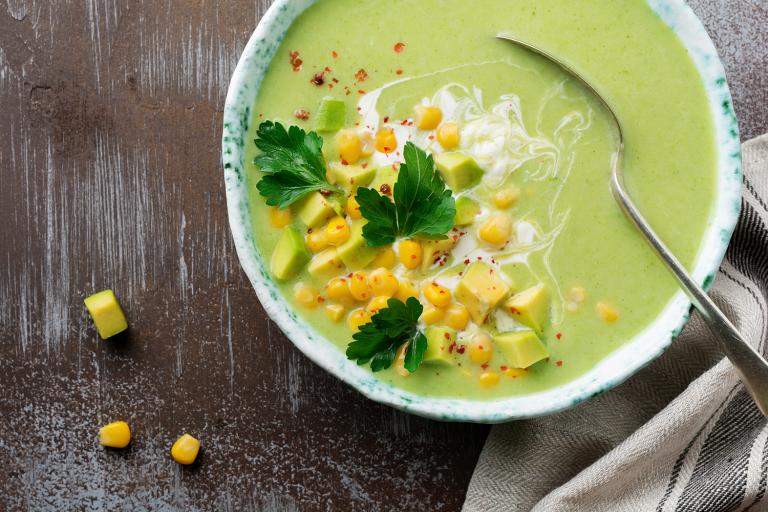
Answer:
222, 0, 742, 422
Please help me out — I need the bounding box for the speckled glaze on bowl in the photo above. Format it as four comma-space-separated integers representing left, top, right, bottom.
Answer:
222, 0, 741, 423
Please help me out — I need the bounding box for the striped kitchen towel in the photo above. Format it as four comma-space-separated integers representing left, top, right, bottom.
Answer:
463, 134, 768, 512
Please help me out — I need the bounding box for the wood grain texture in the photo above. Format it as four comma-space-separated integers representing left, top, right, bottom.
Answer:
0, 1, 765, 510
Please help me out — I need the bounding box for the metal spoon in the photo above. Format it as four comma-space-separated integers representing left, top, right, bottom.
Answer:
497, 34, 768, 415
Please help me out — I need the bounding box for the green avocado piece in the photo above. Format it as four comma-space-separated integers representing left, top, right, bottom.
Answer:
336, 222, 378, 270
270, 226, 310, 281
435, 152, 483, 191
315, 97, 346, 132
329, 162, 376, 193
308, 248, 345, 279
494, 331, 549, 368
84, 290, 128, 339
503, 284, 549, 334
296, 192, 341, 228
454, 196, 481, 226
423, 326, 456, 366
421, 236, 459, 272
455, 262, 511, 324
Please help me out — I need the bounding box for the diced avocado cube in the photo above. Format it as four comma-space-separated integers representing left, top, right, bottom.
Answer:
423, 326, 456, 366
84, 290, 128, 339
296, 192, 340, 228
455, 262, 511, 324
308, 248, 345, 279
494, 331, 549, 368
271, 226, 310, 281
369, 165, 399, 194
435, 152, 483, 192
315, 97, 346, 132
337, 222, 378, 270
504, 284, 549, 334
454, 196, 480, 226
421, 236, 459, 272
329, 162, 376, 193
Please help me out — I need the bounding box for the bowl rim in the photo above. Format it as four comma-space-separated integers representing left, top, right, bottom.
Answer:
221, 0, 742, 423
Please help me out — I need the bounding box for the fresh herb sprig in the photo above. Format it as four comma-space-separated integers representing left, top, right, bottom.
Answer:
355, 142, 455, 246
346, 297, 428, 373
253, 121, 342, 207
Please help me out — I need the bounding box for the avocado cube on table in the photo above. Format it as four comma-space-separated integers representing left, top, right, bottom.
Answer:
271, 226, 310, 281
84, 290, 128, 339
336, 222, 378, 270
494, 331, 549, 369
435, 152, 483, 192
296, 192, 340, 228
329, 162, 376, 193
423, 326, 456, 366
455, 262, 511, 324
308, 248, 345, 279
315, 97, 346, 132
454, 196, 481, 226
504, 284, 549, 334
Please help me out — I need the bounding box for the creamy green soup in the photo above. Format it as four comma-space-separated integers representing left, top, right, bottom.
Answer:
245, 0, 716, 399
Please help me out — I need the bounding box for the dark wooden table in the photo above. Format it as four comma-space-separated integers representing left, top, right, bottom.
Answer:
1, 1, 765, 510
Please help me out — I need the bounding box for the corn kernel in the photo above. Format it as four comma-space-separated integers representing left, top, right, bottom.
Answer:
414, 105, 443, 130
436, 122, 460, 149
505, 367, 527, 379
347, 308, 372, 331
359, 130, 375, 157
336, 129, 362, 164
366, 295, 391, 314
325, 277, 352, 303
376, 128, 397, 154
396, 279, 420, 302
479, 214, 513, 246
84, 290, 128, 340
306, 230, 329, 253
268, 206, 292, 228
324, 216, 350, 246
596, 301, 619, 324
468, 332, 494, 365
348, 272, 371, 301
479, 371, 501, 388
444, 304, 470, 330
421, 305, 445, 325
399, 239, 422, 269
325, 304, 345, 322
294, 284, 321, 308
347, 195, 362, 220
369, 268, 399, 297
393, 344, 410, 377
171, 434, 200, 465
493, 187, 520, 209
423, 282, 452, 308
370, 247, 397, 269
99, 421, 131, 448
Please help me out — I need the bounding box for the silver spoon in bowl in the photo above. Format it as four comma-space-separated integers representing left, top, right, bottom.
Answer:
497, 34, 768, 415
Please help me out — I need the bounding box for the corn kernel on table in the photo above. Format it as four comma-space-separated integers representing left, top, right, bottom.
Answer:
0, 1, 766, 510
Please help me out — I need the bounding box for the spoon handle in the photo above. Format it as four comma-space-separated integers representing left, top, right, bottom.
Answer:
611, 171, 768, 415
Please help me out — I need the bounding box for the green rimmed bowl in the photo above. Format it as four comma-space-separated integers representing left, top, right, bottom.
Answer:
222, 0, 741, 423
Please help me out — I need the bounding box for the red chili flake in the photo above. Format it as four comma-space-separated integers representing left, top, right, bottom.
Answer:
509, 306, 521, 315
347, 273, 353, 278
332, 77, 339, 83
317, 296, 325, 303
289, 50, 303, 71
307, 228, 313, 233
458, 272, 463, 276
500, 365, 508, 372
481, 363, 489, 370
324, 66, 332, 73
395, 68, 404, 75
448, 342, 456, 354
443, 332, 450, 340
410, 255, 417, 260
355, 68, 369, 82
379, 184, 391, 195
456, 345, 466, 354
555, 360, 563, 367
428, 135, 435, 140
451, 235, 458, 241
394, 42, 406, 53
489, 269, 494, 274
383, 116, 390, 123
361, 163, 368, 169
293, 108, 310, 120
319, 189, 332, 197
340, 159, 349, 166
331, 50, 338, 59
311, 72, 326, 86
477, 256, 482, 260
357, 89, 366, 95
555, 332, 562, 340
356, 106, 362, 112
345, 90, 351, 96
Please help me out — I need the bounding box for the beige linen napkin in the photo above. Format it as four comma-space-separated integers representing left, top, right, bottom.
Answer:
463, 134, 768, 512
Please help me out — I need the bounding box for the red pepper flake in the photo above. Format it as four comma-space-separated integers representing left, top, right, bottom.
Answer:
332, 77, 339, 84
306, 228, 313, 233
319, 189, 332, 197
293, 108, 310, 121
481, 363, 489, 370
340, 159, 349, 166
456, 345, 466, 354
509, 306, 521, 315
383, 116, 389, 123
428, 135, 435, 140
310, 71, 325, 86
347, 273, 353, 278
317, 296, 325, 303
356, 106, 362, 112
331, 50, 338, 59
500, 365, 508, 372
400, 119, 408, 126
355, 68, 369, 82
361, 163, 368, 169
476, 256, 482, 260
458, 272, 463, 276
324, 66, 332, 73
448, 342, 456, 354
357, 89, 366, 95
379, 184, 391, 196
463, 258, 470, 265
395, 68, 404, 75
555, 360, 563, 367
555, 332, 562, 340
394, 42, 406, 53
443, 332, 450, 340
289, 50, 303, 72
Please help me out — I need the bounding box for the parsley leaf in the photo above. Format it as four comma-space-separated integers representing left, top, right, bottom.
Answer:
355, 142, 455, 246
253, 121, 341, 207
346, 297, 427, 373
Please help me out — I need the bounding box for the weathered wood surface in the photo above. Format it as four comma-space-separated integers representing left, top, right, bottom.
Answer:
0, 1, 765, 510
